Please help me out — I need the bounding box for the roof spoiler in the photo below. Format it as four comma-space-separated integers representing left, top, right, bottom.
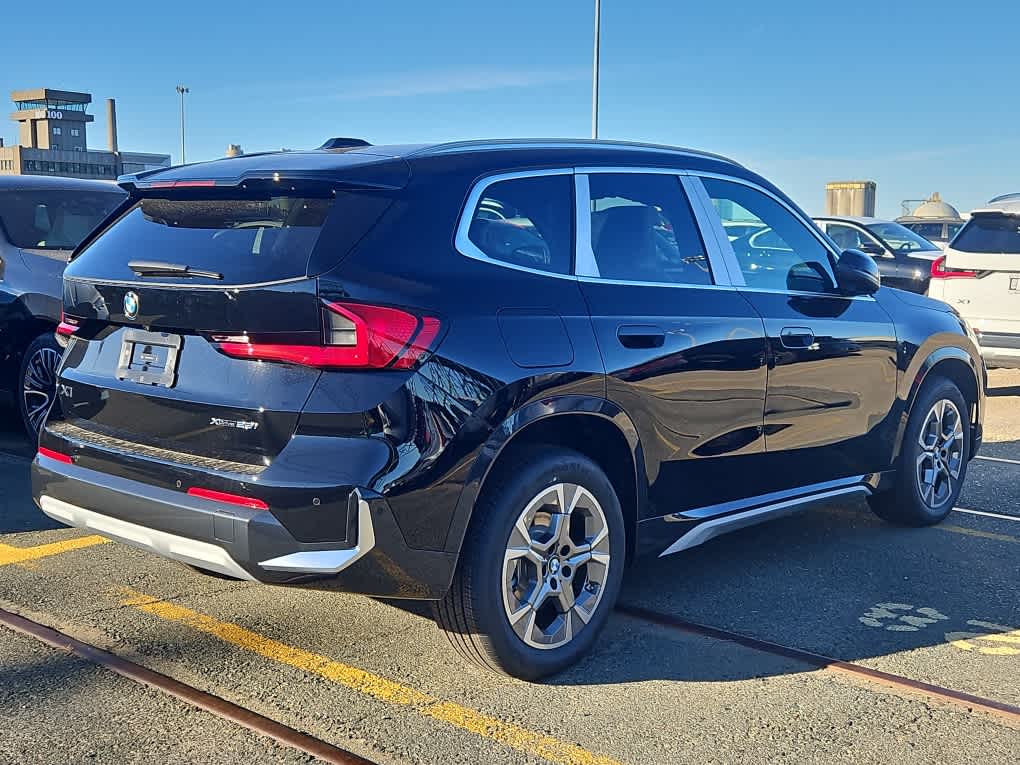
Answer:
318, 137, 372, 150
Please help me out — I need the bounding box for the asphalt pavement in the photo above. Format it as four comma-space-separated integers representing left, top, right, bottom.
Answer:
1, 371, 1018, 764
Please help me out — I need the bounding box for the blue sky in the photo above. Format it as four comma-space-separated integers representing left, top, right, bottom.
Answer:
3, 0, 1018, 218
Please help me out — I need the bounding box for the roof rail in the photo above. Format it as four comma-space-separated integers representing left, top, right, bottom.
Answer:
408, 138, 742, 166
319, 137, 372, 150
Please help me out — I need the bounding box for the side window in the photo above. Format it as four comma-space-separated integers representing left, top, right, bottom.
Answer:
703, 178, 836, 293
824, 223, 864, 251
587, 173, 712, 285
465, 174, 573, 274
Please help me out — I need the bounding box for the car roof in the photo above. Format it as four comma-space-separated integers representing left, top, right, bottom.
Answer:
395, 138, 742, 166
120, 138, 746, 189
0, 174, 125, 193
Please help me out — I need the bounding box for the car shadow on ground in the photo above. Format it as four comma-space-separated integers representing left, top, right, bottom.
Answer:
379, 471, 1019, 689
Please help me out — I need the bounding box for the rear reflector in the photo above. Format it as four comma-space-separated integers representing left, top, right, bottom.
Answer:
931, 255, 977, 279
38, 447, 73, 464
56, 312, 79, 337
214, 301, 442, 370
187, 487, 269, 510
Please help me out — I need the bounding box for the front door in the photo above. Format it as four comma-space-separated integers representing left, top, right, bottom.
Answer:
575, 171, 768, 518
699, 176, 899, 488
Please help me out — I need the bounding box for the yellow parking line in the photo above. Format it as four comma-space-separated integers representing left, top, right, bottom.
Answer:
121, 590, 622, 765
0, 535, 109, 566
938, 525, 1020, 545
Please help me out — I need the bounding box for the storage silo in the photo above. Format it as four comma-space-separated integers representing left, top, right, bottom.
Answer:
825, 181, 877, 217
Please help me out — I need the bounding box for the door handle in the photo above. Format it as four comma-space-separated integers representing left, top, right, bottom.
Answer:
780, 327, 815, 349
617, 325, 666, 349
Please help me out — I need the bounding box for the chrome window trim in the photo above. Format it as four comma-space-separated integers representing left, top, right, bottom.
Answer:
737, 286, 876, 302
692, 170, 860, 298
574, 167, 731, 288
454, 168, 578, 280
577, 276, 736, 291
681, 174, 742, 287
573, 174, 600, 277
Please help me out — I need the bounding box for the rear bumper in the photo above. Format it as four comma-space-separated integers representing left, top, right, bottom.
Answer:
977, 332, 1020, 369
31, 455, 457, 599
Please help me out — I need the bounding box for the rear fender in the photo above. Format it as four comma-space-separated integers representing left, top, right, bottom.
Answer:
443, 395, 646, 556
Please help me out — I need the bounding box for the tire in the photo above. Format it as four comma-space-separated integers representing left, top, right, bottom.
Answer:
868, 377, 970, 526
17, 332, 63, 438
434, 447, 626, 680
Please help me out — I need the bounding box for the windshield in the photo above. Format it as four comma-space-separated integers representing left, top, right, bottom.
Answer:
865, 222, 940, 254
0, 188, 124, 250
951, 215, 1020, 253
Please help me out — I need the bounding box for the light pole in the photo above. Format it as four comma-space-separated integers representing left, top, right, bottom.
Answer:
175, 85, 189, 164
591, 0, 601, 139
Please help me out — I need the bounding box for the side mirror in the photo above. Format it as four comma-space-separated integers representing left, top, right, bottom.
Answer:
836, 249, 881, 295
857, 241, 885, 257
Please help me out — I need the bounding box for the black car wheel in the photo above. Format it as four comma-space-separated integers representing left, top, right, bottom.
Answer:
434, 447, 626, 680
18, 332, 63, 438
868, 377, 970, 526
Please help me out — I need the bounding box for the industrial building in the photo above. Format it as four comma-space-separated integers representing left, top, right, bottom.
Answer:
0, 88, 170, 180
825, 181, 877, 217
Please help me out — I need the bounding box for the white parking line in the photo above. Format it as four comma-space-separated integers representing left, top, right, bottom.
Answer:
976, 455, 1020, 466
954, 507, 1020, 523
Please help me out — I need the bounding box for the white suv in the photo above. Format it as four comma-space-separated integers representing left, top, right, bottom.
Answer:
928, 196, 1020, 369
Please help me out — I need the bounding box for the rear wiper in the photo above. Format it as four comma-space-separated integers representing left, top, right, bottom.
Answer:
128, 260, 223, 280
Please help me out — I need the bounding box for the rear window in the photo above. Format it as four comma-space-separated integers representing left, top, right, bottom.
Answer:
952, 216, 1020, 254
72, 194, 337, 284
0, 189, 124, 250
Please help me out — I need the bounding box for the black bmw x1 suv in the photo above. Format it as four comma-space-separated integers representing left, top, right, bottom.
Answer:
33, 139, 984, 679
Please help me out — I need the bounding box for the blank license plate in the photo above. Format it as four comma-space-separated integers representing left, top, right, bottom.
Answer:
116, 329, 182, 388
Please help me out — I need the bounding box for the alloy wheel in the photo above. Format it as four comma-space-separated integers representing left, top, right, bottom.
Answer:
915, 398, 964, 509
502, 482, 612, 650
22, 347, 62, 434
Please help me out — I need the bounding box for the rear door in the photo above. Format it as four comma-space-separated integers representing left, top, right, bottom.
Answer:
575, 169, 768, 517
58, 188, 390, 467
933, 211, 1020, 340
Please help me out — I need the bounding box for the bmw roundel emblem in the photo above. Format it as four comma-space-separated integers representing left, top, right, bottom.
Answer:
124, 291, 140, 320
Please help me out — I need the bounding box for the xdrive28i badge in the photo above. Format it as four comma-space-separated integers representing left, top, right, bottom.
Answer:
123, 291, 140, 319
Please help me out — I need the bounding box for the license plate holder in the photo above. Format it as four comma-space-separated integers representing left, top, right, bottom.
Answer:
116, 329, 182, 388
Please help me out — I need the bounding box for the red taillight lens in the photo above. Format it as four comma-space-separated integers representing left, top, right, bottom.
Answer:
37, 447, 73, 464
187, 487, 269, 510
147, 179, 218, 189
56, 311, 79, 337
214, 301, 443, 370
931, 255, 977, 279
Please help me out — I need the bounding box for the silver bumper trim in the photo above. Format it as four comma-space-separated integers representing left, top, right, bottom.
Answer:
258, 494, 376, 574
39, 495, 257, 581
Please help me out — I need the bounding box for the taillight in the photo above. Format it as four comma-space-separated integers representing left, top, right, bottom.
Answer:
147, 179, 218, 189
214, 301, 442, 370
56, 311, 79, 337
931, 255, 977, 279
37, 447, 73, 464
187, 487, 269, 510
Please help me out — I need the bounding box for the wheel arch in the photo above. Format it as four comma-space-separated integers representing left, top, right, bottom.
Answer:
896, 344, 984, 463
444, 396, 647, 564
0, 293, 60, 394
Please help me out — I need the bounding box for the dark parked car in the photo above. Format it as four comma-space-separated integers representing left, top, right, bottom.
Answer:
0, 175, 126, 435
32, 140, 984, 679
814, 216, 943, 294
